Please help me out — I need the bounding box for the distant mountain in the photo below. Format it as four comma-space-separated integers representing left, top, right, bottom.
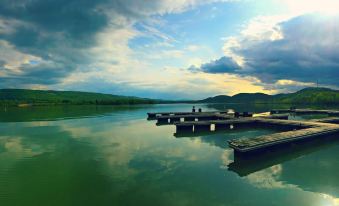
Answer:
1, 87, 338, 107
231, 93, 272, 103
201, 95, 231, 103
0, 89, 158, 106
200, 92, 273, 103
276, 87, 339, 104
200, 87, 339, 104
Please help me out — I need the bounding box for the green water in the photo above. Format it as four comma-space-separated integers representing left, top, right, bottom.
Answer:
1, 104, 339, 206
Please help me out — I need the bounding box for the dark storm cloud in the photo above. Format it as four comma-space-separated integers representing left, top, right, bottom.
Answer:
0, 0, 188, 51
0, 0, 114, 86
195, 14, 339, 88
197, 56, 241, 74
0, 0, 109, 41
0, 0, 172, 87
0, 0, 201, 87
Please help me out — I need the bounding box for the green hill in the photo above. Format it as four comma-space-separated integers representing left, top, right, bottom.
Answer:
231, 93, 272, 103
0, 89, 158, 106
201, 95, 231, 103
276, 87, 339, 104
1, 87, 339, 107
200, 92, 273, 103
200, 87, 339, 105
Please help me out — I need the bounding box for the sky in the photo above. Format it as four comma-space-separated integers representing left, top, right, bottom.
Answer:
0, 0, 339, 99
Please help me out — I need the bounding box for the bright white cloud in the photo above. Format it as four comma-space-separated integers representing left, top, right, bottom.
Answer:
279, 0, 339, 16
197, 13, 339, 92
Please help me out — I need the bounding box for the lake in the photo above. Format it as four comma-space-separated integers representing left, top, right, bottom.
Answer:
1, 103, 339, 206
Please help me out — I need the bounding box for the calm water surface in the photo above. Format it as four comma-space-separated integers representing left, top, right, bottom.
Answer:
1, 104, 339, 206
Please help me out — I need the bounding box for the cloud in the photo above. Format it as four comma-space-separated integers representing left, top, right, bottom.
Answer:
194, 56, 241, 74
0, 0, 109, 86
0, 0, 230, 90
194, 14, 339, 90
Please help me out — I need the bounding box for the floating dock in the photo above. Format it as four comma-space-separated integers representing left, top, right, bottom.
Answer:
156, 113, 232, 124
147, 110, 252, 119
147, 109, 339, 155
148, 112, 197, 118
174, 114, 290, 133
228, 118, 339, 153
271, 108, 339, 116
147, 111, 228, 119
174, 118, 256, 133
228, 133, 339, 176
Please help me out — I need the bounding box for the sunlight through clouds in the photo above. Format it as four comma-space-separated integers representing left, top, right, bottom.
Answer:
0, 0, 338, 98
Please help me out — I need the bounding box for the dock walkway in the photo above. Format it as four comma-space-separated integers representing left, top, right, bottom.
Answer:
148, 109, 339, 154
155, 113, 232, 124
271, 109, 339, 116
147, 111, 227, 118
228, 118, 339, 153
228, 124, 339, 152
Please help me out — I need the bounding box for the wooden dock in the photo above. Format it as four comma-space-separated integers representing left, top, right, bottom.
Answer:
148, 110, 252, 119
228, 134, 339, 176
148, 108, 339, 154
228, 118, 339, 153
271, 108, 339, 116
174, 118, 256, 133
147, 111, 228, 119
174, 114, 290, 133
173, 114, 339, 153
309, 117, 339, 124
156, 113, 232, 124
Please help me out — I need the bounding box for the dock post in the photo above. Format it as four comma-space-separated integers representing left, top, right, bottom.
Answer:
184, 116, 195, 122
157, 118, 169, 124
148, 113, 156, 118
176, 125, 194, 133
243, 112, 253, 117
194, 124, 211, 132
215, 123, 230, 131
270, 110, 277, 115
170, 117, 181, 123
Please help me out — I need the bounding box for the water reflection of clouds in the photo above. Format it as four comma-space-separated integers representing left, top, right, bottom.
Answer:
3, 113, 339, 205
0, 135, 48, 172
220, 150, 233, 168
56, 118, 222, 180
220, 149, 297, 189
1, 136, 44, 157
231, 146, 339, 205
244, 165, 297, 189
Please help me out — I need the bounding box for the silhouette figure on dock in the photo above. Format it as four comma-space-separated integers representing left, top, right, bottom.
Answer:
192, 106, 196, 112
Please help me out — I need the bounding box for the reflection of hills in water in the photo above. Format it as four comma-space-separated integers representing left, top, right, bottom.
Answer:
0, 105, 151, 122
